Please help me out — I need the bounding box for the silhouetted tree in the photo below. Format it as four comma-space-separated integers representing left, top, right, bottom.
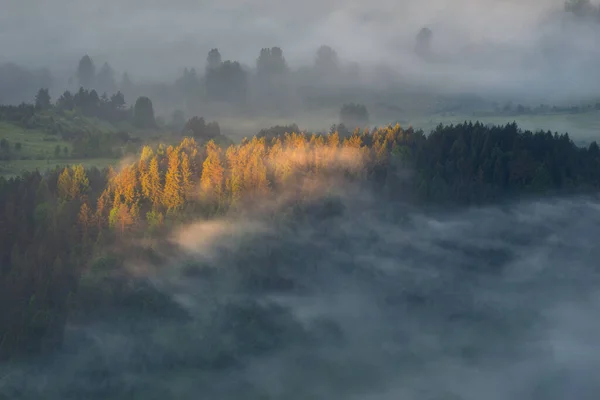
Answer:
96, 62, 117, 94
315, 45, 339, 75
340, 103, 369, 129
206, 58, 248, 103
35, 88, 51, 111
207, 48, 222, 70
257, 47, 288, 79
183, 116, 220, 140
56, 90, 75, 111
170, 110, 186, 131
77, 55, 96, 89
133, 97, 155, 129
415, 27, 433, 59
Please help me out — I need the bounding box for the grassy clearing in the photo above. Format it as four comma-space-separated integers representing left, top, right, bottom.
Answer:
0, 158, 117, 178
0, 121, 72, 159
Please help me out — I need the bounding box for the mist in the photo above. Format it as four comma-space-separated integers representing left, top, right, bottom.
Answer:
3, 179, 600, 399
2, 0, 599, 107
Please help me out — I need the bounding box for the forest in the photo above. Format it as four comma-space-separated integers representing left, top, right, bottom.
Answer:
1, 120, 600, 361
3, 0, 600, 398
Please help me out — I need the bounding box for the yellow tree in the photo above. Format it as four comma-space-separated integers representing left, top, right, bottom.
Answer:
109, 203, 135, 235
310, 134, 325, 173
225, 145, 243, 205
247, 137, 269, 197
57, 167, 72, 201
119, 165, 138, 205
268, 138, 292, 187
95, 189, 112, 229
180, 152, 194, 199
78, 202, 93, 236
70, 164, 89, 201
163, 150, 184, 211
147, 156, 163, 209
200, 140, 224, 204
140, 145, 154, 163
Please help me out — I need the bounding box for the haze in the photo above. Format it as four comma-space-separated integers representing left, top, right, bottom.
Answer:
1, 0, 596, 99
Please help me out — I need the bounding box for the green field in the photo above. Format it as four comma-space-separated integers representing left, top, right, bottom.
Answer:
0, 121, 72, 159
0, 118, 121, 177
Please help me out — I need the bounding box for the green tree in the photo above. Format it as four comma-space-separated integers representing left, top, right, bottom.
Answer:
77, 55, 96, 88
35, 88, 51, 110
340, 103, 369, 130
133, 96, 156, 129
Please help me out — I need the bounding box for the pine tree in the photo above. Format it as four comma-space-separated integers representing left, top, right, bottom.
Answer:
78, 203, 93, 235
226, 146, 243, 204
147, 156, 162, 209
180, 152, 194, 199
109, 204, 134, 235
70, 165, 89, 201
163, 151, 184, 211
200, 140, 224, 203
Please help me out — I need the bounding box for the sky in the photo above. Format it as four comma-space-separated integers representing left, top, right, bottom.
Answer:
0, 0, 567, 71
1, 0, 598, 101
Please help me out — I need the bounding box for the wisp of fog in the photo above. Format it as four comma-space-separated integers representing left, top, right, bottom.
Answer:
2, 0, 599, 101
2, 182, 600, 399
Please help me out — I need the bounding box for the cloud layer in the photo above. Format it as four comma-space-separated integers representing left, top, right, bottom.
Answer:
3, 186, 600, 399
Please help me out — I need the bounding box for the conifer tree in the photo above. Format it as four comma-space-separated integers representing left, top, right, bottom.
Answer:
200, 140, 224, 204
163, 150, 184, 211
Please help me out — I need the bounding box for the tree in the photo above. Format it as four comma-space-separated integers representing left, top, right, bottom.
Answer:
78, 202, 93, 235
415, 27, 433, 59
206, 48, 222, 70
183, 116, 221, 140
35, 88, 51, 110
180, 152, 194, 198
146, 156, 162, 209
340, 103, 369, 130
110, 91, 126, 111
120, 72, 134, 94
133, 97, 155, 129
200, 141, 225, 203
57, 168, 73, 201
565, 0, 596, 18
70, 165, 90, 201
162, 150, 184, 211
109, 204, 135, 235
96, 62, 116, 94
315, 45, 339, 75
77, 55, 96, 88
56, 91, 74, 111
256, 47, 288, 79
206, 59, 248, 103
170, 110, 186, 131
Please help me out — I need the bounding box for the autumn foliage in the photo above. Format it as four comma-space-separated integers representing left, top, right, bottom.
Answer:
88, 125, 413, 233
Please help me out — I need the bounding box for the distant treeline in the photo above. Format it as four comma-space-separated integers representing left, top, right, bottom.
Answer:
2, 120, 600, 361
0, 87, 229, 160
0, 43, 364, 120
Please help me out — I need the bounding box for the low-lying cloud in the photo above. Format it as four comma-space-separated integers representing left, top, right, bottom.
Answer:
3, 182, 600, 399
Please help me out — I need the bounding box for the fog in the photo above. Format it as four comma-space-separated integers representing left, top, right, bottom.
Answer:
2, 0, 599, 104
3, 180, 600, 399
